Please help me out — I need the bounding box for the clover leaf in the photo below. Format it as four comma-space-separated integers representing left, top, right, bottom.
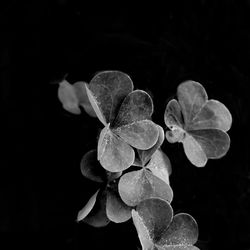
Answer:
132, 198, 199, 250
77, 150, 131, 226
118, 127, 173, 207
86, 71, 159, 172
164, 80, 232, 167
57, 79, 96, 116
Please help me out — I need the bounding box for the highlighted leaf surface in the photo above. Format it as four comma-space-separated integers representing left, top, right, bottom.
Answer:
114, 120, 159, 150
98, 126, 135, 172
158, 213, 199, 247
118, 169, 173, 207
87, 71, 133, 125
114, 90, 154, 127
164, 80, 232, 167
132, 198, 199, 250
146, 150, 172, 185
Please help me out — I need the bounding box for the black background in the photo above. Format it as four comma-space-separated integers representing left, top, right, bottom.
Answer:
1, 1, 250, 249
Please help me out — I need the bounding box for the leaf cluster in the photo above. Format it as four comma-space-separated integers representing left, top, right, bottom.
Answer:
56, 71, 232, 250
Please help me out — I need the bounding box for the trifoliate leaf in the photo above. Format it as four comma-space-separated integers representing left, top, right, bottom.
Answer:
164, 80, 232, 167
132, 198, 199, 250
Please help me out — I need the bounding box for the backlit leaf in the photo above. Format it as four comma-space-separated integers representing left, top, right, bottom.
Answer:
114, 90, 154, 127
137, 125, 165, 166
146, 150, 171, 185
80, 150, 106, 183
135, 198, 173, 242
132, 209, 154, 250
187, 100, 232, 131
177, 81, 207, 124
118, 169, 173, 207
77, 189, 100, 222
114, 120, 159, 150
88, 71, 133, 124
106, 189, 132, 223
157, 213, 199, 246
98, 126, 135, 172
73, 81, 96, 117
58, 80, 81, 114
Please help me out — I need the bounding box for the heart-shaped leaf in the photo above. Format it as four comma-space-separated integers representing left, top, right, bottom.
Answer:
187, 99, 232, 131
135, 198, 173, 242
114, 120, 159, 150
78, 189, 110, 227
132, 198, 199, 250
98, 126, 135, 172
106, 189, 132, 223
164, 80, 232, 167
157, 213, 199, 247
58, 80, 81, 114
118, 169, 173, 207
136, 125, 165, 167
87, 71, 133, 125
146, 150, 172, 185
187, 129, 230, 159
182, 133, 207, 167
73, 81, 96, 117
113, 90, 154, 127
177, 81, 208, 124
80, 150, 106, 183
